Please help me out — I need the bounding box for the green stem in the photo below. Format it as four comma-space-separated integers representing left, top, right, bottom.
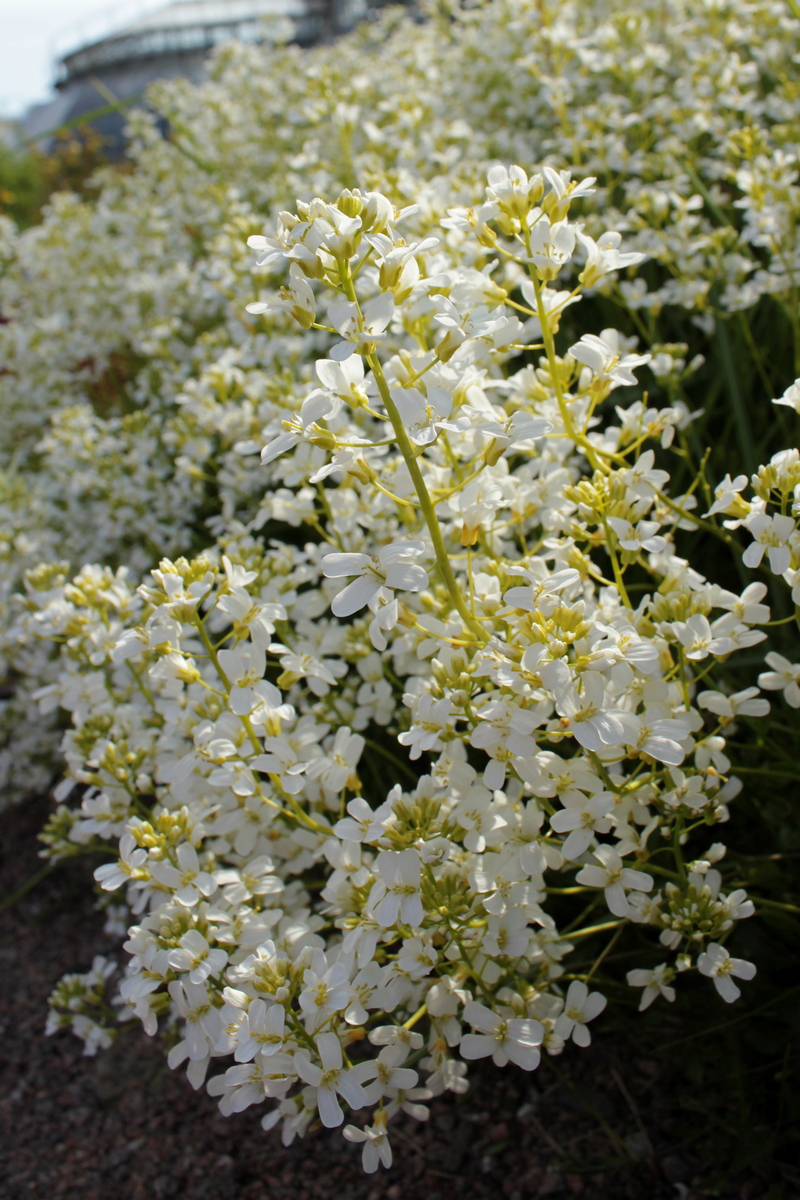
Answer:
525, 265, 583, 454
754, 896, 800, 915
568, 919, 625, 940
600, 519, 632, 608
335, 262, 483, 639
655, 489, 739, 549
585, 924, 625, 982
0, 862, 56, 912
403, 1002, 427, 1029
673, 815, 687, 884
367, 352, 483, 639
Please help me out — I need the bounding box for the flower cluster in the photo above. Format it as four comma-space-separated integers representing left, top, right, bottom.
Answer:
1, 0, 798, 1177
19, 159, 781, 1171
2, 0, 800, 804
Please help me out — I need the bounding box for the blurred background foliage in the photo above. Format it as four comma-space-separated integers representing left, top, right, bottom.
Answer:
0, 123, 114, 228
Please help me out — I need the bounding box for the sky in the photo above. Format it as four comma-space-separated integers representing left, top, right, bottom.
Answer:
0, 0, 154, 118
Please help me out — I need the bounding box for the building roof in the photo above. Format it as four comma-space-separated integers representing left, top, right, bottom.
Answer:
57, 0, 315, 84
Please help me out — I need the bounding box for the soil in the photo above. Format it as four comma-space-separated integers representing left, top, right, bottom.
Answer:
0, 795, 768, 1200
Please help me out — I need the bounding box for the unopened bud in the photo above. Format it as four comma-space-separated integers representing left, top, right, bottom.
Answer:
345, 457, 378, 485
308, 428, 338, 451
336, 188, 364, 219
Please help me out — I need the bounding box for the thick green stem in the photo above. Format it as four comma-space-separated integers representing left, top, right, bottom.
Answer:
334, 260, 482, 638
367, 353, 484, 639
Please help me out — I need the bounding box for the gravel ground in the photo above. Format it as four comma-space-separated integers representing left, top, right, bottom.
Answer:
0, 796, 765, 1200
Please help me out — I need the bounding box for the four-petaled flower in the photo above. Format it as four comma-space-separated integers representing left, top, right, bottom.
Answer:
626, 964, 676, 1011
554, 981, 607, 1047
370, 848, 424, 928
460, 1000, 544, 1069
697, 943, 756, 1003
576, 845, 653, 918
294, 1032, 373, 1127
321, 542, 429, 617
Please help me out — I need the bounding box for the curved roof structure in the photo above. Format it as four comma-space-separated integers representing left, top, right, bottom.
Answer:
56, 0, 319, 85
22, 0, 366, 151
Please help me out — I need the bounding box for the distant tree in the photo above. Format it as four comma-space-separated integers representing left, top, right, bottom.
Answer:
0, 124, 114, 228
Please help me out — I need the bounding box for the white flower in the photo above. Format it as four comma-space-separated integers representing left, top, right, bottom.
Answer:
94, 832, 147, 891
368, 1024, 424, 1057
360, 1047, 420, 1103
569, 330, 650, 390
758, 652, 800, 707
481, 910, 531, 959
294, 1032, 372, 1127
616, 712, 691, 766
697, 943, 756, 1003
551, 673, 624, 752
549, 790, 615, 860
167, 979, 223, 1066
620, 448, 670, 497
554, 981, 607, 1047
452, 783, 508, 853
322, 541, 428, 618
460, 1000, 543, 1069
216, 589, 285, 650
576, 845, 653, 918
526, 213, 577, 281
704, 473, 750, 519
334, 795, 396, 843
450, 475, 505, 546
396, 936, 438, 980
771, 378, 800, 412
398, 694, 453, 759
742, 512, 795, 575
306, 727, 365, 791
234, 999, 286, 1061
468, 406, 553, 459
208, 1054, 297, 1112
697, 687, 769, 722
370, 848, 424, 928
390, 385, 469, 445
260, 390, 341, 466
217, 643, 266, 715
576, 229, 646, 288
606, 516, 666, 555
328, 292, 394, 361
343, 1109, 393, 1173
247, 262, 316, 327
168, 930, 228, 985
299, 960, 353, 1028
485, 162, 538, 212
149, 843, 217, 907
626, 964, 676, 1010
673, 614, 734, 661
316, 352, 370, 404
717, 581, 770, 625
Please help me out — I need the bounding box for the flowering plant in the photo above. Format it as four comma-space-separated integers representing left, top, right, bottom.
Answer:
26, 162, 790, 1171
1, 0, 799, 1177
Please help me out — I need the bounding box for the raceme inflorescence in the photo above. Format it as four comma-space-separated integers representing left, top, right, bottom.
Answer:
32, 163, 791, 1172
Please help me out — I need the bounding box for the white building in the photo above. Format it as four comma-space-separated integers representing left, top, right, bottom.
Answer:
22, 0, 368, 150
